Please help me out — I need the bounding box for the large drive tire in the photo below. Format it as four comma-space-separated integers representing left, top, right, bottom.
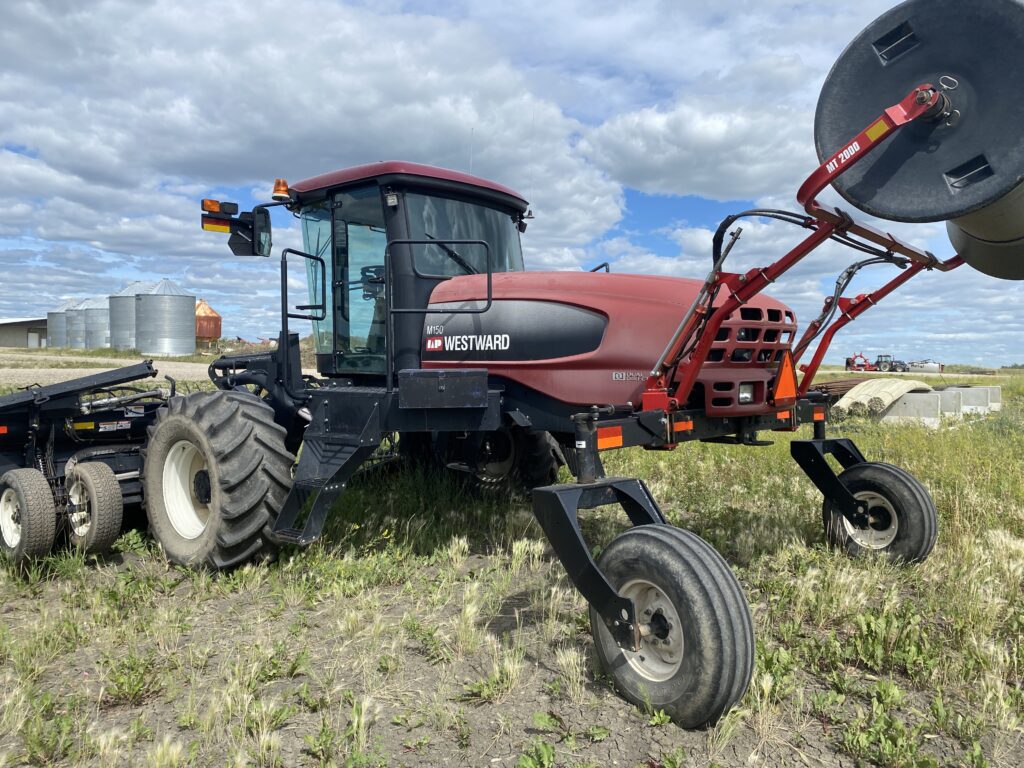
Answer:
142, 391, 294, 570
877, 360, 892, 372
66, 462, 123, 554
0, 468, 56, 563
823, 462, 937, 564
590, 525, 755, 729
473, 427, 562, 490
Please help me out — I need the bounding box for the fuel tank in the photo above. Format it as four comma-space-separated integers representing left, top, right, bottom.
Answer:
421, 272, 797, 416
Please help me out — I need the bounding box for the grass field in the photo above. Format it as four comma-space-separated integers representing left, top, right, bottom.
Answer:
0, 373, 1021, 767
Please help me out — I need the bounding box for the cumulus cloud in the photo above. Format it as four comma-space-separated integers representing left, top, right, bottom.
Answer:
0, 0, 1020, 362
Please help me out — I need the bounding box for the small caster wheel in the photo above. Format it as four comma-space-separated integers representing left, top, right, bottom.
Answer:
0, 468, 56, 564
66, 462, 123, 554
823, 461, 937, 564
589, 525, 754, 729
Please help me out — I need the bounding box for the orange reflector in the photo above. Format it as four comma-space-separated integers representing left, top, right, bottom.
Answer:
673, 420, 693, 433
0, 426, 7, 435
776, 411, 790, 421
201, 198, 221, 213
596, 426, 623, 450
770, 350, 798, 408
202, 215, 231, 234
813, 407, 826, 422
272, 178, 290, 201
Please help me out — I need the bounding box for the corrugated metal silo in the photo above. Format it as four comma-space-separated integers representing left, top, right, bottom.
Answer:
109, 281, 155, 350
195, 298, 222, 348
66, 300, 87, 349
46, 299, 78, 348
136, 278, 196, 356
81, 296, 111, 349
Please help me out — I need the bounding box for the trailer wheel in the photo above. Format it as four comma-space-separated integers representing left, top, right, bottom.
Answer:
823, 462, 937, 564
0, 468, 56, 563
590, 525, 754, 729
142, 391, 294, 570
66, 462, 123, 554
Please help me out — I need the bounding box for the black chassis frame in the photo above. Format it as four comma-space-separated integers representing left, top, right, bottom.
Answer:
0, 362, 165, 512
210, 329, 871, 653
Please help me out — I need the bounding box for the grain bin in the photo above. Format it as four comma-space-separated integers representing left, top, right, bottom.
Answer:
46, 299, 78, 348
80, 296, 111, 349
194, 298, 222, 349
109, 281, 154, 351
65, 300, 87, 349
136, 278, 196, 356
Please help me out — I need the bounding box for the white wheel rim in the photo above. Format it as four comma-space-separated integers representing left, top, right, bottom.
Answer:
0, 488, 21, 548
843, 490, 899, 549
618, 578, 684, 682
162, 440, 211, 540
68, 479, 91, 537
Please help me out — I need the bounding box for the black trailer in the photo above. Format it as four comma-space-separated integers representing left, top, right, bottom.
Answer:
0, 362, 169, 562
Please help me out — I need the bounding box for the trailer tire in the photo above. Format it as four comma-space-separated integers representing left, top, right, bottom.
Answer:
142, 391, 294, 570
0, 468, 56, 563
590, 525, 754, 729
823, 461, 937, 564
66, 462, 123, 554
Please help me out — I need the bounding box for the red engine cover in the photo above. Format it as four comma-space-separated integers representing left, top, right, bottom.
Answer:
422, 272, 796, 414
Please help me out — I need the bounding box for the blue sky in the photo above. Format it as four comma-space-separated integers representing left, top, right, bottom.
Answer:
0, 0, 1020, 364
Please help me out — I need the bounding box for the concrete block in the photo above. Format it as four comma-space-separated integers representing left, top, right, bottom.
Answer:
880, 393, 942, 428
936, 389, 963, 417
983, 386, 1002, 411
946, 387, 992, 414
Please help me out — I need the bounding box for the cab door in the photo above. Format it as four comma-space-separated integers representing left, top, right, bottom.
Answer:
300, 185, 389, 377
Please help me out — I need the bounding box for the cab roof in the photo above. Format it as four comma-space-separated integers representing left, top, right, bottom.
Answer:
291, 161, 528, 212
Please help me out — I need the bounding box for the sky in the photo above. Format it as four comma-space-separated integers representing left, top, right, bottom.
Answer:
1, 0, 1021, 365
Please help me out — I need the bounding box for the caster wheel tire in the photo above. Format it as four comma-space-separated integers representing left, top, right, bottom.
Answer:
142, 391, 294, 570
823, 461, 937, 564
0, 468, 57, 563
66, 462, 123, 554
589, 525, 755, 729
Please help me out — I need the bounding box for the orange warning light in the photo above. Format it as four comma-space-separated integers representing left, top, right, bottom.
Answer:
272, 178, 290, 201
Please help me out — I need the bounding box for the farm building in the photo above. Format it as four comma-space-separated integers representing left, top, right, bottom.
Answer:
0, 317, 47, 348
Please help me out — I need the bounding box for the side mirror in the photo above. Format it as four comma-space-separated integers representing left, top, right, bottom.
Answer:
227, 209, 272, 257
252, 208, 272, 257
202, 199, 273, 257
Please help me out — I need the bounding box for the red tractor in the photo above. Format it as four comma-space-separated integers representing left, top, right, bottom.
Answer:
169, 0, 1024, 728
845, 353, 909, 372
4, 0, 1022, 729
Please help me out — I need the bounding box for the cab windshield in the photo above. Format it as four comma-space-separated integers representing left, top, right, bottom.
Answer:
299, 186, 525, 374
404, 192, 524, 277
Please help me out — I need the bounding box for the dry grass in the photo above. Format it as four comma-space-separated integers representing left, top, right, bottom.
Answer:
0, 373, 1020, 766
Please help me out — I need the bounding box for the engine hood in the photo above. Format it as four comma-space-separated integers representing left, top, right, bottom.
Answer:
423, 271, 796, 413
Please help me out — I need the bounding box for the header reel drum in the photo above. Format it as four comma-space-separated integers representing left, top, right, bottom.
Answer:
815, 0, 1024, 280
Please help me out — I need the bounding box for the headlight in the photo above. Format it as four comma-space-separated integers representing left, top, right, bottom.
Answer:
738, 383, 755, 404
